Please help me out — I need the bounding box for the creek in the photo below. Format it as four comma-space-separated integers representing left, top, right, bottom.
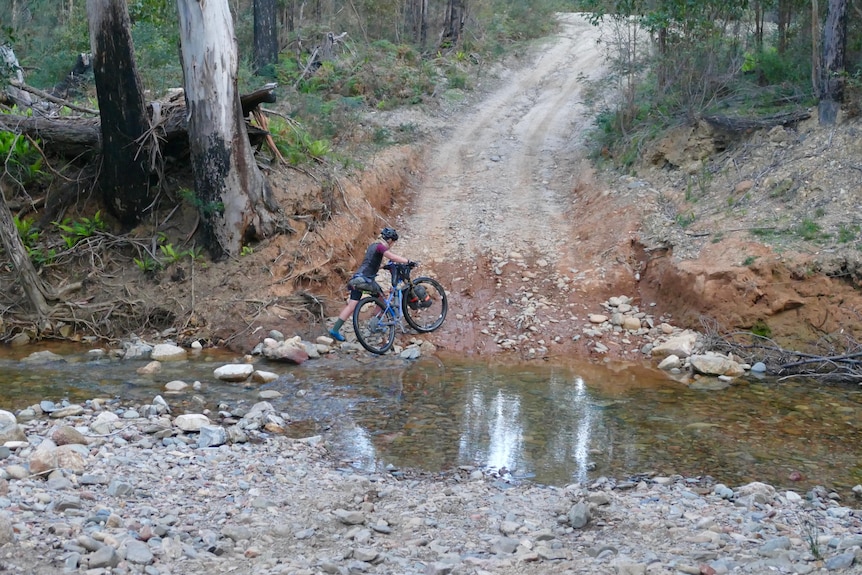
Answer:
2, 343, 862, 499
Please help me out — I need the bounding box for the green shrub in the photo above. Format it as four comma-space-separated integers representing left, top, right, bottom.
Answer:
751, 319, 772, 338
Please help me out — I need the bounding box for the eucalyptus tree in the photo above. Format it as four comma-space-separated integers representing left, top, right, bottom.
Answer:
253, 0, 278, 75
176, 0, 282, 259
443, 0, 466, 46
86, 0, 154, 227
818, 0, 847, 124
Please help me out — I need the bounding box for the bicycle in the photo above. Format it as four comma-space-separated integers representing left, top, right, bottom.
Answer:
351, 262, 448, 355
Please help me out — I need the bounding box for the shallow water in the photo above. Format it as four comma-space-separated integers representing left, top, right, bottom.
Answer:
2, 344, 862, 498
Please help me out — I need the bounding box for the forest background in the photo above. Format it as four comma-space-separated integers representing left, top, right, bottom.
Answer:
1, 0, 862, 360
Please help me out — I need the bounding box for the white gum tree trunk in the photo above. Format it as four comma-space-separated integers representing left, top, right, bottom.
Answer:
176, 0, 279, 259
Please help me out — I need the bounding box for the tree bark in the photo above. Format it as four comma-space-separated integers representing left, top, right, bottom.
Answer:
777, 0, 793, 54
406, 0, 428, 48
0, 45, 33, 108
176, 0, 280, 259
0, 192, 51, 317
442, 0, 466, 47
818, 0, 847, 124
253, 0, 279, 76
86, 0, 155, 227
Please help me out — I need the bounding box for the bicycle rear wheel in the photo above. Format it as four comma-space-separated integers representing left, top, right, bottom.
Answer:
353, 297, 396, 354
403, 277, 448, 333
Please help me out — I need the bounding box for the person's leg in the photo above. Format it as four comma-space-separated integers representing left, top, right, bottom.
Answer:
330, 290, 360, 341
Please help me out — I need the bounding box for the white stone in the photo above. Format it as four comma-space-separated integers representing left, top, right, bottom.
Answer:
251, 370, 279, 383
213, 364, 255, 382
174, 414, 211, 432
150, 344, 187, 362
164, 380, 189, 392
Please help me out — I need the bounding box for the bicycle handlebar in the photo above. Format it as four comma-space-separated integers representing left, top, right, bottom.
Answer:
383, 261, 418, 286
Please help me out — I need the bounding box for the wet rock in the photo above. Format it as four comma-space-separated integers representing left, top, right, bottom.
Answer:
261, 336, 310, 364
690, 353, 744, 377
151, 343, 187, 361
213, 363, 255, 382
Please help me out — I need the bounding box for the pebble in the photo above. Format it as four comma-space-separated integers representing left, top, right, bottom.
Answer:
1, 396, 862, 574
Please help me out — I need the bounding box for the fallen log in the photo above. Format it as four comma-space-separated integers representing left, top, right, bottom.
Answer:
0, 84, 279, 157
701, 110, 811, 133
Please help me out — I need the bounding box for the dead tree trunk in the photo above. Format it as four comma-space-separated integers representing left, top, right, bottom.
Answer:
406, 0, 428, 48
442, 0, 466, 47
0, 45, 33, 108
818, 0, 848, 124
177, 0, 280, 259
86, 0, 155, 227
253, 0, 279, 76
0, 193, 51, 317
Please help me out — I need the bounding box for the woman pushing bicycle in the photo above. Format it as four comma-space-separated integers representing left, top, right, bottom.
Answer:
328, 227, 415, 342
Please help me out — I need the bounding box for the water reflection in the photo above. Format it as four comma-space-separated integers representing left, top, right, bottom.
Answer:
460, 386, 524, 474
2, 346, 862, 498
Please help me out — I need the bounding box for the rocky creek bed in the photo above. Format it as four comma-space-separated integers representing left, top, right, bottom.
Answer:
2, 390, 862, 575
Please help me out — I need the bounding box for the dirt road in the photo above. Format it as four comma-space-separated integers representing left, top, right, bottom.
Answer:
393, 14, 645, 359
402, 14, 607, 263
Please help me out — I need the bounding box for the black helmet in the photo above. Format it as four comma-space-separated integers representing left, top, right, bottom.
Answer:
381, 227, 399, 241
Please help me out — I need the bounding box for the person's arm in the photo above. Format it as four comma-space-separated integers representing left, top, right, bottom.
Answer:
383, 250, 410, 264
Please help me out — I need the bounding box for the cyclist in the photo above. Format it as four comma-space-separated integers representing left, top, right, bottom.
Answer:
328, 227, 414, 342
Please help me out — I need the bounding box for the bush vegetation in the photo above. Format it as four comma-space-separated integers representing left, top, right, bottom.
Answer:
575, 0, 862, 167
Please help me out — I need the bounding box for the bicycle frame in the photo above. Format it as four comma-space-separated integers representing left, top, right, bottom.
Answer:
370, 266, 411, 331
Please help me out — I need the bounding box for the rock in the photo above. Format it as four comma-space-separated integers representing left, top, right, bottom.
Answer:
334, 509, 366, 525
198, 425, 227, 448
213, 364, 255, 382
589, 314, 608, 324
50, 425, 88, 446
123, 539, 154, 565
261, 336, 310, 364
651, 330, 698, 358
151, 343, 187, 361
164, 380, 189, 392
657, 354, 681, 370
55, 445, 88, 472
21, 350, 65, 364
29, 439, 58, 475
90, 411, 120, 434
137, 360, 162, 375
0, 513, 13, 544
689, 354, 744, 377
251, 370, 279, 383
174, 414, 211, 431
0, 411, 16, 425
622, 316, 641, 331
567, 502, 590, 528
751, 361, 767, 373
0, 423, 26, 444
49, 405, 85, 418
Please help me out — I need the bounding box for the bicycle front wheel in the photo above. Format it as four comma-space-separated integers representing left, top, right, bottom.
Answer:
403, 277, 448, 333
353, 297, 396, 354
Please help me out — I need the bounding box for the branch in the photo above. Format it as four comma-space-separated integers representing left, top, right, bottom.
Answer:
10, 80, 99, 115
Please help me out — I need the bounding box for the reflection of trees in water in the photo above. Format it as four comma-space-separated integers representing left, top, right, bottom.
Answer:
334, 362, 681, 483
315, 360, 862, 496
459, 386, 524, 473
